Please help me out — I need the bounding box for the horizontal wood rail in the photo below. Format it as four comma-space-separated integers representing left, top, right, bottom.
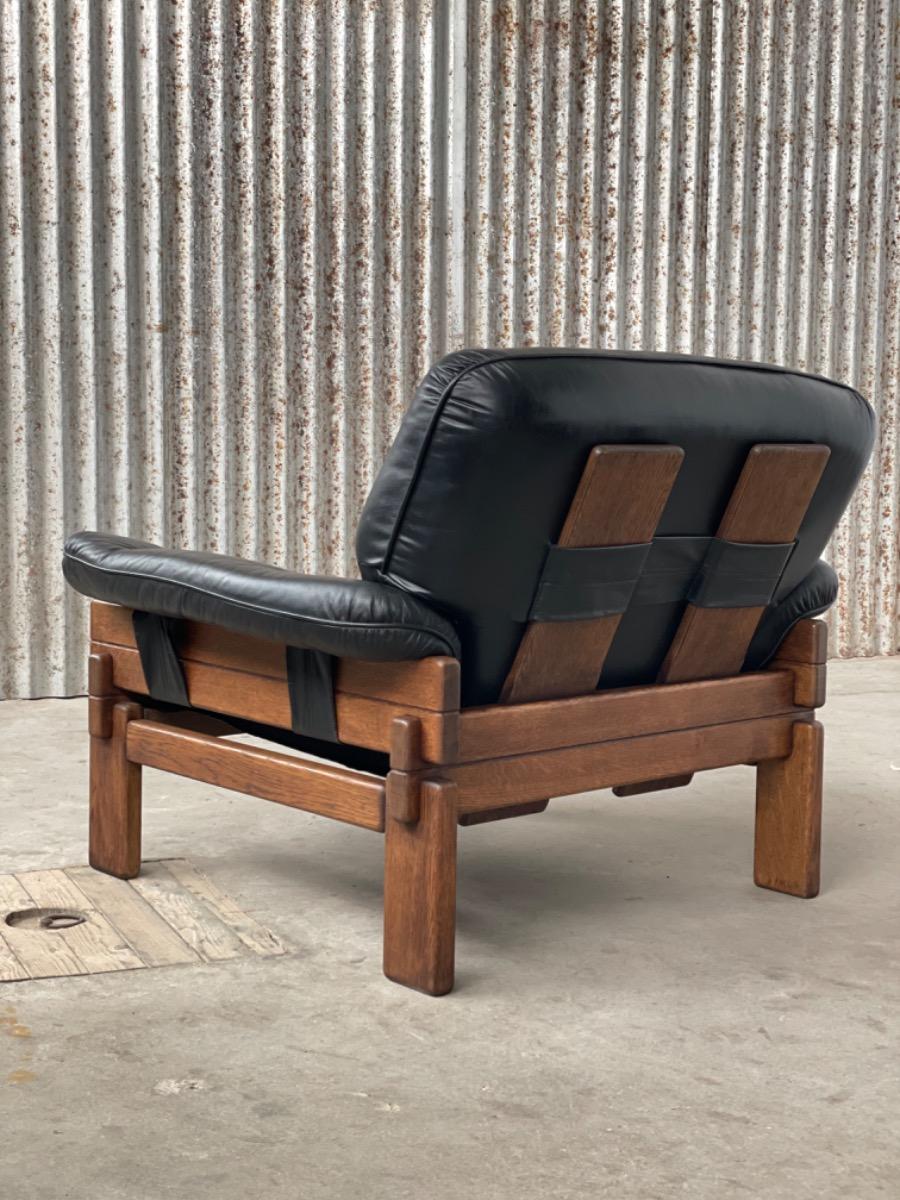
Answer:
457, 670, 799, 762
92, 602, 460, 712
126, 720, 386, 831
96, 638, 457, 763
447, 713, 808, 814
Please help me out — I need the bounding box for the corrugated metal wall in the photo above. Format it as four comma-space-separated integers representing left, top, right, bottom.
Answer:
1, 1, 898, 700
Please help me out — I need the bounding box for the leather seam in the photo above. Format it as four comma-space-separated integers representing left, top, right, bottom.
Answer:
63, 550, 460, 657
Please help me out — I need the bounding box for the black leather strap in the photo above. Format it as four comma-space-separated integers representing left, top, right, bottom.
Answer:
131, 611, 190, 705
528, 543, 652, 620
688, 539, 796, 608
527, 536, 796, 621
286, 647, 338, 741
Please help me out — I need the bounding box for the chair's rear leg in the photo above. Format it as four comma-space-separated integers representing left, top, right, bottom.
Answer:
90, 699, 143, 879
383, 779, 457, 995
754, 720, 823, 898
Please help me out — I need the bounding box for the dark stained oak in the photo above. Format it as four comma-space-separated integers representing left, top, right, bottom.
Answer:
90, 700, 143, 879
755, 720, 823, 898
769, 618, 828, 707
91, 600, 460, 712
448, 714, 804, 814
93, 638, 457, 763
501, 445, 683, 703
613, 775, 693, 798
460, 670, 798, 762
383, 779, 458, 996
659, 445, 830, 684
127, 720, 385, 831
458, 799, 549, 826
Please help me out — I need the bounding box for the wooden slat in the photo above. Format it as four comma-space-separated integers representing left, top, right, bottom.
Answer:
127, 719, 386, 831
129, 863, 249, 962
448, 714, 803, 814
96, 640, 454, 762
163, 861, 286, 957
660, 445, 830, 684
15, 870, 144, 974
65, 866, 200, 968
91, 601, 460, 711
501, 445, 684, 703
458, 669, 797, 762
0, 874, 87, 979
458, 799, 549, 826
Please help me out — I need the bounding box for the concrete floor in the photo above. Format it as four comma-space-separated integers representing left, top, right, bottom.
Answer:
1, 658, 898, 1199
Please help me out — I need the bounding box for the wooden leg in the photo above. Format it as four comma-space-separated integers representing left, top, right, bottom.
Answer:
90, 700, 143, 879
383, 779, 457, 995
754, 720, 823, 898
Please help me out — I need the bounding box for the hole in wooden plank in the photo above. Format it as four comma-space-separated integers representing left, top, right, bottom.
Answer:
5, 908, 88, 931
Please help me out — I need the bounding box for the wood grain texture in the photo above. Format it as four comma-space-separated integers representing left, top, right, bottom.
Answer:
383, 779, 458, 996
129, 864, 249, 962
16, 870, 144, 974
458, 799, 549, 826
660, 444, 830, 684
501, 445, 683, 704
90, 700, 143, 880
95, 639, 456, 762
91, 601, 460, 712
65, 866, 200, 967
0, 874, 86, 979
459, 670, 797, 762
772, 618, 828, 665
386, 716, 424, 823
755, 720, 823, 898
770, 618, 828, 707
449, 714, 802, 813
126, 720, 386, 831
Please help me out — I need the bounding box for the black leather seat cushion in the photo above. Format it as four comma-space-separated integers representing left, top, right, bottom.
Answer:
357, 349, 875, 703
63, 533, 461, 661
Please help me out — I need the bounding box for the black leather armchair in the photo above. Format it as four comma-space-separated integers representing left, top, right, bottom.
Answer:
63, 349, 875, 994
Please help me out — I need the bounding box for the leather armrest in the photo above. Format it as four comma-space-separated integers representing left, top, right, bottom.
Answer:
63, 532, 460, 661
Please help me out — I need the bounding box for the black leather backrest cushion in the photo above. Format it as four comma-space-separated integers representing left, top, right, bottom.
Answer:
357, 350, 876, 705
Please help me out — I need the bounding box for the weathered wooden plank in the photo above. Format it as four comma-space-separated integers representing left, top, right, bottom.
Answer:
129, 863, 248, 962
65, 866, 200, 968
163, 861, 286, 957
0, 874, 87, 979
0, 929, 28, 982
16, 870, 144, 974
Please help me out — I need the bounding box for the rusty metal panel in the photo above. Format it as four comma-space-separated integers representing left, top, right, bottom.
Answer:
1, 1, 897, 698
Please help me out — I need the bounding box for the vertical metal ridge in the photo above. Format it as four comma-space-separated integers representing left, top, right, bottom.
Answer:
1, 1, 898, 698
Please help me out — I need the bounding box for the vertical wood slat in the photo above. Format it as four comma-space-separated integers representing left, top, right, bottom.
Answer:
500, 445, 684, 703
659, 444, 831, 684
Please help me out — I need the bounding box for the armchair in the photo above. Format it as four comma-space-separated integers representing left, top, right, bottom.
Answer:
63, 349, 875, 994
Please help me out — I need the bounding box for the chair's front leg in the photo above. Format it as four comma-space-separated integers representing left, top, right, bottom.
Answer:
383, 778, 457, 995
90, 698, 143, 879
754, 719, 823, 898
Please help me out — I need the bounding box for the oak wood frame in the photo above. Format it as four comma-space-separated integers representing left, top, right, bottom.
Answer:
87, 603, 826, 995
84, 441, 832, 995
